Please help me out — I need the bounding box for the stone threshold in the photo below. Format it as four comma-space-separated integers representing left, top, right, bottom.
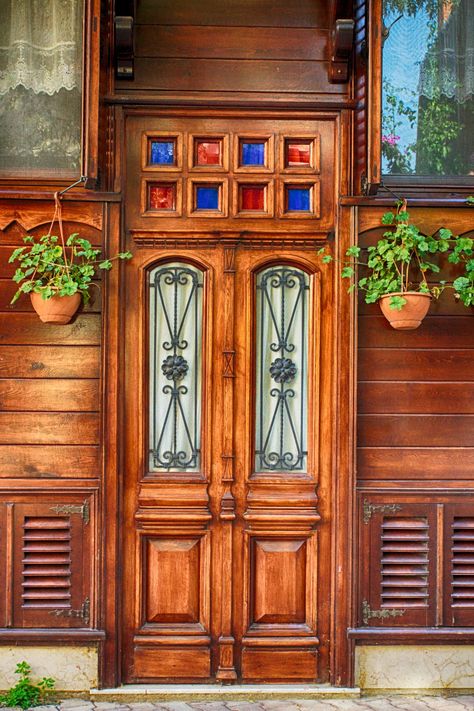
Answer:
90, 684, 361, 702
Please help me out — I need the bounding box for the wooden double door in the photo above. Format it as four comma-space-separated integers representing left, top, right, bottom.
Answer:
122, 115, 337, 683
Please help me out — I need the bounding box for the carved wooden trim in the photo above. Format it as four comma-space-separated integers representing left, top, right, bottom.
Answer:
216, 244, 237, 680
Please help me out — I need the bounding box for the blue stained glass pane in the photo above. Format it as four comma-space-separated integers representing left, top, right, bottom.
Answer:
150, 141, 175, 165
241, 142, 265, 166
196, 186, 219, 210
287, 188, 310, 211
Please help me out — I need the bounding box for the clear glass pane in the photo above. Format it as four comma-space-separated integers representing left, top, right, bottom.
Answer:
0, 0, 83, 175
149, 263, 203, 472
255, 266, 309, 472
382, 0, 474, 176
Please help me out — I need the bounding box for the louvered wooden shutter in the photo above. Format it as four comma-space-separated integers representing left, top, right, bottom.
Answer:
361, 502, 437, 627
444, 504, 474, 626
11, 501, 91, 628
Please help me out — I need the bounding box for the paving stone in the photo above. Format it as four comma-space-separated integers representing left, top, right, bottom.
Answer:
127, 704, 160, 711
34, 706, 60, 711
226, 702, 265, 710
60, 702, 92, 709
159, 703, 197, 711
188, 703, 230, 710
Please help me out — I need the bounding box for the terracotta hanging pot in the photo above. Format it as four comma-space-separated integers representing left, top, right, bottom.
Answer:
378, 291, 431, 330
30, 292, 81, 325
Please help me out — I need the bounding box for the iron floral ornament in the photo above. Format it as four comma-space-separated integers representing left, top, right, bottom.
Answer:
270, 357, 297, 383
161, 354, 189, 381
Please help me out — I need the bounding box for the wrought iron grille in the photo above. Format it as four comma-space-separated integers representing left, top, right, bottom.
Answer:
255, 266, 309, 472
149, 263, 203, 471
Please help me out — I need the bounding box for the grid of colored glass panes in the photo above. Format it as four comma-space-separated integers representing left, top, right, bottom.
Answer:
240, 185, 265, 211
286, 186, 311, 212
240, 141, 266, 167
286, 140, 311, 167
196, 140, 222, 166
150, 140, 176, 166
149, 183, 175, 210
196, 185, 220, 210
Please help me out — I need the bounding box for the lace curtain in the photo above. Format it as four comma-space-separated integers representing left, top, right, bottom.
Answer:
0, 0, 83, 174
418, 0, 474, 103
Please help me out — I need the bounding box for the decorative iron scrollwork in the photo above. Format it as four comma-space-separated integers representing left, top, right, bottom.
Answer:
149, 264, 203, 471
255, 266, 309, 472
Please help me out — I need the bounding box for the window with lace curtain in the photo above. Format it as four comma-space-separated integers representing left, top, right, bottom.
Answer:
0, 0, 83, 177
382, 0, 474, 177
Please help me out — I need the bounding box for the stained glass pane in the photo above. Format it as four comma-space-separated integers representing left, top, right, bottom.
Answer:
196, 140, 221, 165
255, 266, 309, 472
149, 263, 203, 471
286, 141, 311, 166
241, 142, 265, 166
149, 183, 175, 210
382, 0, 474, 176
150, 140, 175, 165
241, 185, 265, 210
196, 186, 219, 210
287, 187, 310, 211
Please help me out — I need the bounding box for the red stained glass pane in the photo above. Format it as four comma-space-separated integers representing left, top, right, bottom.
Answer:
241, 186, 265, 211
196, 141, 221, 165
287, 142, 311, 166
149, 184, 175, 210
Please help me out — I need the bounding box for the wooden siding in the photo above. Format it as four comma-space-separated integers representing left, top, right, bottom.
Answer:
0, 199, 102, 632
357, 208, 474, 485
356, 206, 474, 635
117, 0, 347, 103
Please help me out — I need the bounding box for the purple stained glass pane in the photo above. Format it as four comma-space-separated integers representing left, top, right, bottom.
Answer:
150, 141, 175, 165
241, 142, 265, 166
287, 187, 310, 211
196, 186, 219, 210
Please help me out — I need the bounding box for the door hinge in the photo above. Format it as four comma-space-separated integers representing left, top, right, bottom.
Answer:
50, 598, 90, 626
363, 499, 402, 524
362, 600, 405, 626
50, 500, 90, 524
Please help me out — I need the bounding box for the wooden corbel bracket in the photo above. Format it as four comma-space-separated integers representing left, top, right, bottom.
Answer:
114, 14, 134, 79
329, 18, 355, 83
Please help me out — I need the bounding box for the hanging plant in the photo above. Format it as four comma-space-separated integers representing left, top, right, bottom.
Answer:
9, 192, 132, 324
320, 200, 474, 330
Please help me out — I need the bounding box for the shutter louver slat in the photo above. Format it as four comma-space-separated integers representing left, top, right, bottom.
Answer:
381, 517, 429, 609
22, 516, 72, 609
452, 517, 474, 608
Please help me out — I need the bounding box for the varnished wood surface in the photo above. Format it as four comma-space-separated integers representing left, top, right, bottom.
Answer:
118, 0, 347, 103
0, 200, 103, 641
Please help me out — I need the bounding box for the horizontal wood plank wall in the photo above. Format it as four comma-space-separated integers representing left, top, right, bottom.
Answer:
116, 0, 348, 103
355, 206, 474, 635
0, 202, 102, 481
0, 199, 103, 635
357, 208, 474, 485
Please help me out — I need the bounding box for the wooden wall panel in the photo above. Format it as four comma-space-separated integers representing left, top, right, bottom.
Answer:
357, 208, 474, 484
0, 199, 103, 639
118, 0, 347, 103
356, 206, 474, 638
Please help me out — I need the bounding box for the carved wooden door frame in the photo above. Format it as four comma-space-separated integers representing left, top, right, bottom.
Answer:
100, 107, 356, 688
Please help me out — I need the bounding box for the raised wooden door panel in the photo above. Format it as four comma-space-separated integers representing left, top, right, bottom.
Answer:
0, 495, 94, 629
